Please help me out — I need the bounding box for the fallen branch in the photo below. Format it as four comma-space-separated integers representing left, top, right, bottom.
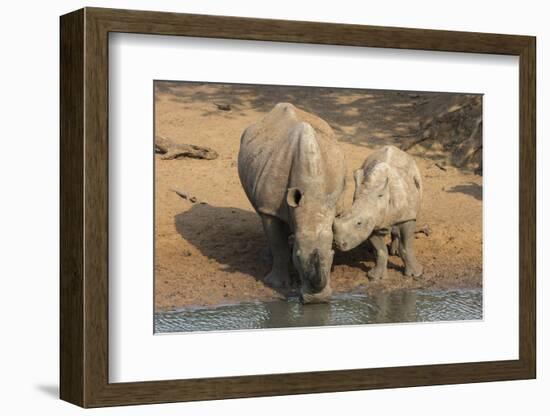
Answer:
155, 135, 218, 160
401, 135, 431, 152
154, 136, 172, 154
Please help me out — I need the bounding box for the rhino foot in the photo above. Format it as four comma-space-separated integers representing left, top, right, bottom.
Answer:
404, 263, 423, 277
367, 266, 387, 280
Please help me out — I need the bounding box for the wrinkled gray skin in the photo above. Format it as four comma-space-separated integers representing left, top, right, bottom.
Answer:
333, 145, 423, 279
238, 103, 346, 303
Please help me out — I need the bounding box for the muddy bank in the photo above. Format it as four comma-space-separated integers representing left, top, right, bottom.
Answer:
154, 82, 482, 311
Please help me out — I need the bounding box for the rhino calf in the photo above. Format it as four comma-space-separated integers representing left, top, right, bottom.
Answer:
333, 145, 423, 279
238, 103, 346, 303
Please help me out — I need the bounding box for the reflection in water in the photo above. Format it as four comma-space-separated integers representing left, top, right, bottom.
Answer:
154, 289, 482, 334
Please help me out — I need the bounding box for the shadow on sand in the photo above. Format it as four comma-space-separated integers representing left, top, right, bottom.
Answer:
446, 182, 482, 201
333, 239, 405, 275
156, 81, 483, 172
175, 204, 295, 296
175, 203, 404, 291
156, 81, 425, 149
175, 204, 265, 276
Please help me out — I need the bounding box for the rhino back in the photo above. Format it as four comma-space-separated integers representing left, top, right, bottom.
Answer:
364, 145, 422, 225
238, 103, 345, 221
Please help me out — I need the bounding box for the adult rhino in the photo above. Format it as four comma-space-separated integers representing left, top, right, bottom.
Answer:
333, 145, 423, 279
238, 103, 346, 303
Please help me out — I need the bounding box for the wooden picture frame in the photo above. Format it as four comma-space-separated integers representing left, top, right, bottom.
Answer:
60, 7, 536, 408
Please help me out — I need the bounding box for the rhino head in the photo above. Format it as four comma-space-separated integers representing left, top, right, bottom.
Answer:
281, 121, 344, 304
286, 186, 335, 304
333, 162, 391, 251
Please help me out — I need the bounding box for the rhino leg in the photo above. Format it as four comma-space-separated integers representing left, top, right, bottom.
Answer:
398, 220, 423, 277
260, 214, 292, 289
389, 226, 400, 256
367, 232, 388, 280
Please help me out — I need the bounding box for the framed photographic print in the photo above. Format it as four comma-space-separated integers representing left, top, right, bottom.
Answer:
60, 7, 536, 408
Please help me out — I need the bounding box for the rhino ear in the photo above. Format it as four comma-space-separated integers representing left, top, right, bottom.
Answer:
287, 187, 304, 208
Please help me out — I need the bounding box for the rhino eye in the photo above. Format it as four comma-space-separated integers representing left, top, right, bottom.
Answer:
356, 221, 362, 227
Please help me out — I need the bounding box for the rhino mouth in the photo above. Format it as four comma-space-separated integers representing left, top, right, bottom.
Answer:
297, 248, 333, 302
307, 249, 323, 288
333, 230, 354, 251
301, 285, 333, 304
335, 237, 361, 252
335, 240, 349, 251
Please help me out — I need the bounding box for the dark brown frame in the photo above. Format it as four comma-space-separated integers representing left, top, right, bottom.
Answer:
60, 7, 536, 408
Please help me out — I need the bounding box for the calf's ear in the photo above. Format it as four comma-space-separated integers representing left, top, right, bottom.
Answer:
287, 187, 304, 207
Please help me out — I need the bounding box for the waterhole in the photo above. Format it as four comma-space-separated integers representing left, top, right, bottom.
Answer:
154, 288, 482, 334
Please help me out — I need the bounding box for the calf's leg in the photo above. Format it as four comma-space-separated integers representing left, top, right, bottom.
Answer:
367, 232, 388, 280
398, 220, 423, 277
260, 214, 291, 288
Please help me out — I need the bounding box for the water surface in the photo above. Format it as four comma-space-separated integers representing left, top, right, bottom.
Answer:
155, 288, 482, 334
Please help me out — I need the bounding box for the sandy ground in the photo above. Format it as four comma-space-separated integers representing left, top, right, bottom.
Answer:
154, 82, 482, 311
